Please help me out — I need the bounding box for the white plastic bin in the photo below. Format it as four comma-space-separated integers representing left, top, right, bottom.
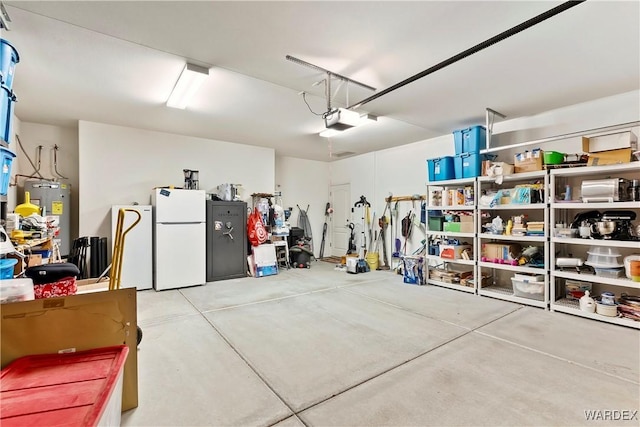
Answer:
511, 277, 544, 301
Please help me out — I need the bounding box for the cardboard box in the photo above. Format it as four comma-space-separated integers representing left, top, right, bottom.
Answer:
460, 222, 474, 233
430, 267, 473, 283
439, 244, 472, 260
26, 254, 42, 267
481, 242, 522, 261
483, 161, 515, 177
461, 274, 492, 288
1, 289, 138, 411
514, 151, 543, 173
582, 132, 637, 153
5, 253, 25, 276
482, 160, 492, 176
459, 216, 474, 232
586, 148, 632, 166
76, 277, 111, 293
340, 253, 358, 265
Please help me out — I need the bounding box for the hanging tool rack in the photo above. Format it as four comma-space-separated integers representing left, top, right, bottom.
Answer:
385, 195, 425, 203
383, 195, 426, 270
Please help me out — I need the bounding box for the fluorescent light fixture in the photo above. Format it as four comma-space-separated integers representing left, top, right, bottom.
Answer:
319, 128, 343, 138
166, 63, 210, 109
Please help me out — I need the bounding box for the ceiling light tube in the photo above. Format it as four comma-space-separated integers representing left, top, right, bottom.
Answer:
166, 63, 210, 109
319, 128, 343, 138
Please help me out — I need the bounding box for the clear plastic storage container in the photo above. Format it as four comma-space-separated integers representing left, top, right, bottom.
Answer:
0, 278, 35, 304
511, 277, 544, 300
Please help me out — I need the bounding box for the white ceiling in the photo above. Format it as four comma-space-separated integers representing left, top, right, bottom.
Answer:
4, 1, 639, 161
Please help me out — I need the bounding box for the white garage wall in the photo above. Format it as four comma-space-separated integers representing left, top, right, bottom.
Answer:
329, 152, 376, 224
491, 90, 640, 149
275, 156, 330, 256
15, 123, 79, 241
78, 121, 275, 239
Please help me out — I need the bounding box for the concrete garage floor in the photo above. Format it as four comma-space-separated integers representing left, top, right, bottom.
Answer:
122, 261, 639, 427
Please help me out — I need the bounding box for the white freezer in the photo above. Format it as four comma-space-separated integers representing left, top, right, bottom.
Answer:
152, 189, 205, 223
154, 222, 206, 291
111, 205, 153, 290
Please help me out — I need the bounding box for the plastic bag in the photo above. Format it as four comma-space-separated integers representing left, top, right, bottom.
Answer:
248, 207, 268, 246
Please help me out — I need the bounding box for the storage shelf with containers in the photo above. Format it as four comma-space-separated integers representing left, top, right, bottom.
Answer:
423, 118, 640, 327
549, 161, 640, 329
425, 128, 484, 294
476, 170, 550, 308
425, 178, 477, 293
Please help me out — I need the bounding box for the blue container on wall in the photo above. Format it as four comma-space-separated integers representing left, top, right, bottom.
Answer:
1, 84, 17, 144
1, 145, 16, 196
454, 125, 486, 154
0, 39, 20, 90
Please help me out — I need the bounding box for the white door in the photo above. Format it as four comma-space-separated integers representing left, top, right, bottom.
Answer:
153, 189, 205, 223
154, 222, 206, 290
330, 183, 351, 257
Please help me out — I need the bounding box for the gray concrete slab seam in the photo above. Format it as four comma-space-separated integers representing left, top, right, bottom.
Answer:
188, 277, 390, 315
473, 330, 640, 386
342, 286, 524, 331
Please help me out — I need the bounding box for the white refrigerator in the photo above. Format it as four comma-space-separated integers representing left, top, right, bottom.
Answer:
111, 205, 153, 290
152, 189, 206, 290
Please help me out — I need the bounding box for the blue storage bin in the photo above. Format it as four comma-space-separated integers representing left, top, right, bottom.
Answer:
454, 152, 482, 179
0, 39, 20, 89
427, 156, 455, 181
1, 85, 17, 144
454, 125, 486, 154
0, 258, 18, 279
0, 145, 16, 196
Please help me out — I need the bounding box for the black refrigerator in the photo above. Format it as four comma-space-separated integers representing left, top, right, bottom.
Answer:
206, 200, 248, 281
